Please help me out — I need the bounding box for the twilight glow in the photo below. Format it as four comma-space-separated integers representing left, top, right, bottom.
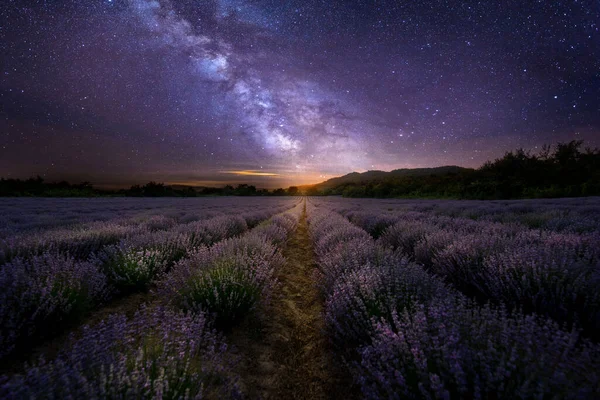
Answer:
1, 1, 599, 188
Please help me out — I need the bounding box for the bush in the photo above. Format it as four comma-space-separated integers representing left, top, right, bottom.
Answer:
430, 234, 511, 298
93, 244, 168, 292
357, 298, 600, 399
315, 237, 394, 297
314, 224, 371, 259
252, 223, 288, 246
413, 229, 456, 267
180, 260, 265, 329
180, 215, 248, 247
0, 222, 145, 264
480, 232, 600, 338
158, 234, 283, 330
345, 211, 397, 238
0, 306, 241, 398
118, 230, 192, 265
325, 261, 451, 351
0, 253, 108, 359
378, 220, 437, 257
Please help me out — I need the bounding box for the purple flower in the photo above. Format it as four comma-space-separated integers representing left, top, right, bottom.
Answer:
0, 253, 109, 359
0, 306, 241, 399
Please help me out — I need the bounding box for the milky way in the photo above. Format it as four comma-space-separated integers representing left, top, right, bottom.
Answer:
1, 1, 599, 187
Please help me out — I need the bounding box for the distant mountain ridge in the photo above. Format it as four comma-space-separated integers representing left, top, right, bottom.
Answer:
312, 166, 472, 190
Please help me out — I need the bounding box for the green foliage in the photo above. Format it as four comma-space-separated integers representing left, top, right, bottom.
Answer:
101, 248, 167, 292
181, 260, 262, 330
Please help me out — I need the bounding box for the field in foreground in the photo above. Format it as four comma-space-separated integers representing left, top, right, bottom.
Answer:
1, 196, 599, 399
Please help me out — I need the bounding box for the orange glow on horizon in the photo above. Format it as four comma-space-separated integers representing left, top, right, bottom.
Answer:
220, 170, 281, 177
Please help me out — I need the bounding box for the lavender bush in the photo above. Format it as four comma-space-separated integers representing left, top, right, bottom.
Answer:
325, 261, 451, 350
117, 230, 192, 265
345, 211, 397, 238
0, 306, 241, 399
357, 298, 600, 399
0, 222, 146, 264
252, 223, 289, 246
178, 215, 248, 247
413, 229, 457, 267
0, 253, 109, 359
92, 243, 169, 293
158, 232, 284, 329
478, 233, 600, 337
378, 220, 437, 257
309, 199, 600, 398
315, 237, 396, 297
430, 234, 513, 298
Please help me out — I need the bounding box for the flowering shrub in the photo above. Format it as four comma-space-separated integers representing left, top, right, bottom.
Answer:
357, 298, 600, 400
0, 253, 108, 359
118, 230, 192, 265
93, 244, 168, 293
0, 222, 146, 264
243, 210, 277, 228
315, 237, 395, 297
308, 209, 372, 260
138, 214, 177, 231
325, 261, 451, 350
253, 223, 289, 246
430, 234, 512, 298
479, 233, 600, 338
378, 220, 437, 257
178, 215, 248, 247
413, 229, 456, 267
0, 306, 241, 399
308, 199, 600, 398
270, 213, 299, 234
158, 228, 285, 330
344, 211, 397, 238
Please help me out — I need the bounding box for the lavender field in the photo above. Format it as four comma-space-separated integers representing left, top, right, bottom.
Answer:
308, 196, 600, 399
1, 196, 600, 399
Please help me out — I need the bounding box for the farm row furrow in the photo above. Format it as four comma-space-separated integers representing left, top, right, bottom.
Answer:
228, 200, 353, 399
306, 199, 600, 399
1, 202, 304, 398
0, 199, 301, 363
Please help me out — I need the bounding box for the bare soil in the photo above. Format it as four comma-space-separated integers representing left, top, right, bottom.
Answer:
229, 201, 356, 399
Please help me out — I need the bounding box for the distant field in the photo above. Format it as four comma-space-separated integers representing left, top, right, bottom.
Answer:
1, 197, 599, 399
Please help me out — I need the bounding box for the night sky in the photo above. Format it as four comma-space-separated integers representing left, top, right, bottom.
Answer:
1, 1, 599, 188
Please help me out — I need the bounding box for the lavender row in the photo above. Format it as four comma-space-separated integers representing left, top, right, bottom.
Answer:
0, 306, 242, 399
306, 201, 600, 399
0, 197, 301, 237
156, 204, 303, 330
0, 204, 303, 397
332, 204, 600, 340
0, 201, 301, 360
0, 199, 298, 264
315, 196, 600, 234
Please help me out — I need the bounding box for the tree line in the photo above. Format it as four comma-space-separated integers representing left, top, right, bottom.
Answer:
313, 140, 600, 199
1, 141, 598, 199
0, 179, 300, 197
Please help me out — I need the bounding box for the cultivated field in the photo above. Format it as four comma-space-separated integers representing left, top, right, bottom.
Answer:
1, 196, 599, 399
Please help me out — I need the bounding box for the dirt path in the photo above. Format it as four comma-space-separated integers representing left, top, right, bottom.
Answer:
230, 200, 355, 399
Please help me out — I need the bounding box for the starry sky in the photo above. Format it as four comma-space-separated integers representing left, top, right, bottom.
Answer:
1, 0, 599, 188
